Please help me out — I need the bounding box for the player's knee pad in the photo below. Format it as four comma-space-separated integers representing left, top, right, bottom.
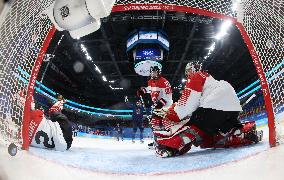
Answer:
156, 134, 183, 149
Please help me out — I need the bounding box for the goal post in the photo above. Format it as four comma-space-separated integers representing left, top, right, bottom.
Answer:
21, 26, 56, 150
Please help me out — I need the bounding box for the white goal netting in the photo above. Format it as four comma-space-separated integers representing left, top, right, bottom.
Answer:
0, 0, 54, 148
0, 0, 283, 150
240, 0, 284, 144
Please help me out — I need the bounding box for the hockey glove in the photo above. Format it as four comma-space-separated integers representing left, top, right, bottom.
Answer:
137, 88, 146, 97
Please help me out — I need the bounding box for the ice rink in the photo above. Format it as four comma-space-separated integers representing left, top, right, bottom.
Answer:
1, 125, 284, 180
0, 0, 283, 180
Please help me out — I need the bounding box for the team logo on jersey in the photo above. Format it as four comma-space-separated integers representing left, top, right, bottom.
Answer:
60, 5, 70, 19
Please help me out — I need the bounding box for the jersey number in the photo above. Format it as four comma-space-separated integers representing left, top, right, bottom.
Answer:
35, 130, 55, 148
164, 81, 172, 94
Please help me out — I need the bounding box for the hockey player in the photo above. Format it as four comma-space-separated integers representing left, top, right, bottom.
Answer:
137, 66, 173, 109
47, 94, 73, 149
22, 94, 72, 151
26, 95, 72, 151
49, 94, 66, 120
114, 123, 124, 141
137, 66, 173, 147
152, 62, 262, 157
29, 108, 71, 151
125, 97, 145, 143
27, 94, 73, 151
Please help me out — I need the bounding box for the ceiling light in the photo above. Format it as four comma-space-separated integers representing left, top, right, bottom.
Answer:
81, 44, 93, 61
215, 20, 232, 40
221, 20, 232, 30
80, 44, 87, 52
102, 75, 107, 82
86, 55, 92, 61
95, 65, 102, 74
109, 85, 123, 90
209, 42, 216, 51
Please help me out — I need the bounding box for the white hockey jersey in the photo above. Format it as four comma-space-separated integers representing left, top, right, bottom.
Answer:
166, 72, 242, 122
29, 110, 68, 151
143, 77, 173, 108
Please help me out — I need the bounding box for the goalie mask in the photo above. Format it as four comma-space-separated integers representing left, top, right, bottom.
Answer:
185, 62, 202, 78
150, 66, 162, 80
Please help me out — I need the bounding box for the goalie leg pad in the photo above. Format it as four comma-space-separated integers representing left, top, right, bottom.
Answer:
214, 121, 263, 148
156, 125, 204, 150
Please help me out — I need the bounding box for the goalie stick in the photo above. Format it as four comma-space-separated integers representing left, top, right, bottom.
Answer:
241, 93, 256, 107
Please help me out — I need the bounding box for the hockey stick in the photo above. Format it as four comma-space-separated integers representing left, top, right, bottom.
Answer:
139, 95, 152, 120
139, 95, 146, 109
241, 93, 256, 107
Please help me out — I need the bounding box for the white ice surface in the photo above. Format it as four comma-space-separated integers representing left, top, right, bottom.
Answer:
1, 126, 284, 180
27, 130, 270, 175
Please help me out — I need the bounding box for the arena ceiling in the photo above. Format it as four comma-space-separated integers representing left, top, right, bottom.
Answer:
39, 10, 258, 108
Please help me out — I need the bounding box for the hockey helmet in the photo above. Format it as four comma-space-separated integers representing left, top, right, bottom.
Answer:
185, 62, 202, 77
57, 94, 64, 100
150, 66, 161, 73
150, 66, 161, 80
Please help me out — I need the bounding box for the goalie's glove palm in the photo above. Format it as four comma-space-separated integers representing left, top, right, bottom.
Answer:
153, 108, 168, 119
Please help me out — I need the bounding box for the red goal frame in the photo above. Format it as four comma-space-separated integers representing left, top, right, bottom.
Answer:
21, 3, 276, 150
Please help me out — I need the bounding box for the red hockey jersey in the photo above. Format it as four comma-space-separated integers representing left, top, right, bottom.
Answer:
143, 77, 173, 108
49, 100, 65, 115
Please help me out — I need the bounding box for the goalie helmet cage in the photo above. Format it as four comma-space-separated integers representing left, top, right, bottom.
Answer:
0, 0, 282, 150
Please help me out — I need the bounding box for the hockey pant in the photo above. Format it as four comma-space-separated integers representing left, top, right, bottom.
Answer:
132, 120, 144, 140
49, 112, 73, 149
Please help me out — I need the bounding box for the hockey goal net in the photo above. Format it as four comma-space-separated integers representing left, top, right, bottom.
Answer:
0, 0, 283, 151
0, 0, 55, 149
